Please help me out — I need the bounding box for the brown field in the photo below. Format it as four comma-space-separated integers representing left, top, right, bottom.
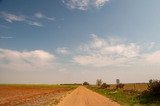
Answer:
109, 83, 148, 92
0, 85, 75, 106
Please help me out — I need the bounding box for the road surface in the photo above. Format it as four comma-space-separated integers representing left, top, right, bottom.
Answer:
58, 86, 121, 106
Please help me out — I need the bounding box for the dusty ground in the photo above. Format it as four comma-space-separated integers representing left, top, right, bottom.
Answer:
58, 86, 121, 106
0, 86, 72, 106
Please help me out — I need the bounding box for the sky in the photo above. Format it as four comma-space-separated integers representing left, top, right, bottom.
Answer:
0, 0, 160, 84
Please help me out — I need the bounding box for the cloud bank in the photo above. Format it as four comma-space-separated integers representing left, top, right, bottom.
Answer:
73, 34, 160, 67
0, 49, 56, 71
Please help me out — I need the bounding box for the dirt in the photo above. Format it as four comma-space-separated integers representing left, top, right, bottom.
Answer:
0, 86, 71, 106
57, 86, 121, 106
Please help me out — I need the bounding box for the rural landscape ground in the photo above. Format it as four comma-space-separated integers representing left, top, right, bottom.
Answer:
0, 82, 159, 106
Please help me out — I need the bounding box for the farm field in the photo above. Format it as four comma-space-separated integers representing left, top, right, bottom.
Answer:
109, 83, 148, 92
0, 84, 77, 106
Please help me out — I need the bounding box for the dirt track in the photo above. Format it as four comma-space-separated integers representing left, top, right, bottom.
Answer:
58, 86, 121, 106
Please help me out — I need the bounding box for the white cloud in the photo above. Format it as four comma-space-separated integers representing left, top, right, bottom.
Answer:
0, 49, 56, 71
148, 42, 155, 50
0, 11, 43, 27
73, 34, 141, 67
62, 0, 109, 10
73, 55, 113, 67
143, 51, 160, 65
56, 47, 71, 55
73, 34, 160, 68
0, 12, 25, 23
28, 21, 42, 27
35, 12, 54, 21
94, 0, 109, 7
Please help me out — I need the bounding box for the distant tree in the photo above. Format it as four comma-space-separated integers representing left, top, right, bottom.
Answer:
83, 81, 89, 86
116, 79, 120, 84
96, 79, 102, 87
101, 83, 110, 89
116, 83, 124, 89
149, 79, 153, 84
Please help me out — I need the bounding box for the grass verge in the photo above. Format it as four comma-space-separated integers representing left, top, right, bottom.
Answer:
88, 86, 160, 106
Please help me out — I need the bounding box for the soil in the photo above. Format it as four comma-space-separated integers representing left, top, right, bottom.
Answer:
58, 86, 121, 106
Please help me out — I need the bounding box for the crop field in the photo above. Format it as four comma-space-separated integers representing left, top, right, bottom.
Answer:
0, 84, 77, 106
109, 83, 148, 92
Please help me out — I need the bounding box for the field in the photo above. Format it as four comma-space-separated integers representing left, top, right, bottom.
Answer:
109, 83, 148, 92
0, 84, 77, 106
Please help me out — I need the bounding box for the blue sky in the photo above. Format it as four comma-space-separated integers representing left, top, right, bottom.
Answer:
0, 0, 160, 84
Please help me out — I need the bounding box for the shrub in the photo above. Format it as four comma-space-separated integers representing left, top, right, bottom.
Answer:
139, 79, 160, 103
148, 79, 160, 95
101, 83, 110, 89
83, 81, 89, 86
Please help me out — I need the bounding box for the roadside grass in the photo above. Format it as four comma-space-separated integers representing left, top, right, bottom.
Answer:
88, 86, 160, 106
88, 86, 139, 106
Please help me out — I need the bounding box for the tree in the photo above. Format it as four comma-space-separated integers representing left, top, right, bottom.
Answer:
83, 81, 89, 85
148, 79, 160, 95
116, 79, 120, 84
101, 83, 110, 89
116, 83, 124, 89
139, 79, 160, 103
96, 79, 102, 87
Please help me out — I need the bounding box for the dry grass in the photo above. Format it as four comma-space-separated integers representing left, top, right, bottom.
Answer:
109, 83, 148, 92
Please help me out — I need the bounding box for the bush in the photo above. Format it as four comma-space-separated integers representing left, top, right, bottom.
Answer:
139, 79, 160, 103
101, 83, 110, 89
148, 79, 160, 95
83, 81, 89, 86
116, 83, 124, 89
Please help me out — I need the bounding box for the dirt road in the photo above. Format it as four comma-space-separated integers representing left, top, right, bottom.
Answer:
57, 86, 121, 106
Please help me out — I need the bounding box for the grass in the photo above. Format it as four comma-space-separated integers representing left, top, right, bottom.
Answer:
88, 85, 160, 106
88, 86, 139, 106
